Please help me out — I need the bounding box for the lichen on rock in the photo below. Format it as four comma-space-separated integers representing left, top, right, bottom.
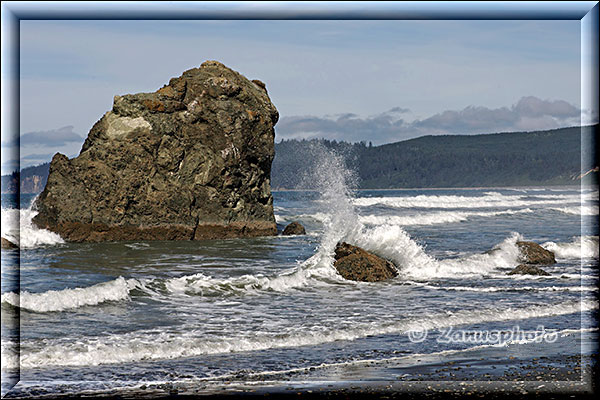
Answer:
33, 61, 279, 242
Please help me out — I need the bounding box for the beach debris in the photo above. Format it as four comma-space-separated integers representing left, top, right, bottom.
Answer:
32, 61, 279, 242
282, 221, 306, 235
333, 242, 397, 282
508, 264, 550, 276
516, 241, 556, 265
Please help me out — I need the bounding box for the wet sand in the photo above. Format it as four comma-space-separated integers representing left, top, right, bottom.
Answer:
6, 347, 596, 399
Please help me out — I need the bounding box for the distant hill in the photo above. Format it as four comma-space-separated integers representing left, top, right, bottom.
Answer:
1, 162, 50, 194
272, 125, 598, 189
2, 125, 597, 194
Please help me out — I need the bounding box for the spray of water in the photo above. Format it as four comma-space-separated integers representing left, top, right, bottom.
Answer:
298, 142, 361, 255
0, 195, 64, 248
292, 143, 528, 280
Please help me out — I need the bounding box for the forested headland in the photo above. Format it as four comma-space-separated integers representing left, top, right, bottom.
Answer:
2, 125, 597, 193
272, 125, 597, 189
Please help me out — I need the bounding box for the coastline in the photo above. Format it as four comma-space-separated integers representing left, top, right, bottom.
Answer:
271, 184, 587, 193
5, 330, 596, 399
5, 356, 594, 399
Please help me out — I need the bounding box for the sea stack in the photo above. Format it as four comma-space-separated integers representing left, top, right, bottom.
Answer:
33, 61, 279, 242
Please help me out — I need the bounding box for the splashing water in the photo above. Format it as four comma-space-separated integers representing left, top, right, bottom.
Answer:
290, 144, 526, 281
299, 143, 361, 254
1, 196, 64, 248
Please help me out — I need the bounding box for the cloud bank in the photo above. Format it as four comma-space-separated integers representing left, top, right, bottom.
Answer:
19, 126, 84, 147
275, 96, 582, 144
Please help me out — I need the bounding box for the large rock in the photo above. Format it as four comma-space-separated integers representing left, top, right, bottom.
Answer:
1, 237, 18, 249
282, 221, 306, 235
333, 242, 398, 282
516, 241, 556, 265
508, 264, 550, 276
33, 61, 279, 242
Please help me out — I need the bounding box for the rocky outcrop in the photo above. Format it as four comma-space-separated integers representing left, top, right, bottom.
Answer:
508, 264, 550, 276
33, 61, 279, 242
282, 221, 306, 235
1, 237, 18, 249
333, 242, 398, 282
516, 241, 556, 265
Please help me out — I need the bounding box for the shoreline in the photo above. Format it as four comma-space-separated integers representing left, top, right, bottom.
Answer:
4, 355, 595, 399
5, 331, 597, 399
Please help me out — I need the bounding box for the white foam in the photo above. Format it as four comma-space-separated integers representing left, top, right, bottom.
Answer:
15, 299, 596, 369
359, 208, 534, 226
542, 236, 599, 260
551, 205, 599, 216
1, 206, 64, 249
405, 281, 596, 293
353, 192, 582, 209
123, 242, 150, 250
229, 327, 600, 381
279, 149, 554, 281
343, 226, 523, 279
162, 269, 332, 296
1, 277, 136, 312
1, 262, 345, 314
582, 190, 599, 201
1, 339, 19, 372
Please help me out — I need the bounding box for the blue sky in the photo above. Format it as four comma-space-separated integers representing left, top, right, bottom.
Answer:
3, 18, 591, 172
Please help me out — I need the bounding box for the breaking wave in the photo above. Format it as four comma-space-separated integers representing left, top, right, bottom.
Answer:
353, 192, 583, 209
405, 281, 597, 293
359, 208, 534, 226
1, 203, 64, 249
1, 277, 135, 312
551, 205, 599, 216
6, 145, 594, 313
542, 236, 599, 260
14, 299, 596, 369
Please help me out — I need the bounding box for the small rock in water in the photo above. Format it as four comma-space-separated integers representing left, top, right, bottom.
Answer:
1, 237, 18, 249
516, 241, 556, 265
508, 264, 550, 276
282, 221, 306, 235
333, 242, 398, 282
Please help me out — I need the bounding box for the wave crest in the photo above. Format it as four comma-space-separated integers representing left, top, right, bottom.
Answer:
15, 299, 596, 369
1, 277, 135, 312
542, 236, 599, 260
1, 206, 64, 249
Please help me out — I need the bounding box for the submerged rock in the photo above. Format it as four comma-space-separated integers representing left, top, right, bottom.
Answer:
516, 241, 556, 265
508, 264, 550, 276
333, 242, 398, 282
33, 61, 279, 242
1, 237, 18, 249
282, 221, 306, 235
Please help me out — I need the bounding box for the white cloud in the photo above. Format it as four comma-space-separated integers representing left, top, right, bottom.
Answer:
276, 96, 584, 144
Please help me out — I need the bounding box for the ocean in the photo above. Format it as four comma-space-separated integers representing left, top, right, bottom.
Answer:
1, 151, 598, 397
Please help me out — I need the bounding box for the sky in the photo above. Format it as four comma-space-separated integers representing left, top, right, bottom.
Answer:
1, 18, 592, 172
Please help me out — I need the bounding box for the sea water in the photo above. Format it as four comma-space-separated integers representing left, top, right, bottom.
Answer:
1, 150, 598, 397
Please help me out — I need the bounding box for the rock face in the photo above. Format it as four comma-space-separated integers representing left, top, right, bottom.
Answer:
516, 241, 556, 265
33, 61, 279, 242
333, 242, 398, 282
508, 264, 550, 276
1, 237, 18, 249
282, 221, 306, 235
